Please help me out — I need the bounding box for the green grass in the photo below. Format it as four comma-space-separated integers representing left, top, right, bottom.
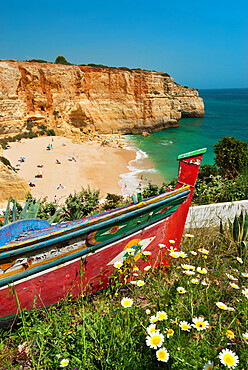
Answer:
0, 225, 247, 369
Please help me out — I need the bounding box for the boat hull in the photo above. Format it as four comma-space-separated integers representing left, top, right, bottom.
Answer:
0, 218, 168, 323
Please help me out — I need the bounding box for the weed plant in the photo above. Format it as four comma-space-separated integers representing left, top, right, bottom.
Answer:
0, 225, 247, 369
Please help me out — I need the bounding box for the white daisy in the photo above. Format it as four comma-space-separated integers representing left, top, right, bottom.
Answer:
229, 282, 239, 289
169, 251, 180, 258
185, 233, 194, 238
197, 267, 207, 275
146, 332, 164, 349
144, 265, 151, 271
183, 270, 195, 276
191, 278, 199, 284
121, 297, 133, 308
143, 251, 151, 256
156, 347, 170, 362
241, 272, 248, 278
177, 287, 186, 294
179, 251, 187, 258
226, 273, 238, 281
114, 261, 123, 269
156, 311, 168, 321
179, 321, 191, 331
242, 288, 248, 297
242, 332, 248, 344
218, 348, 239, 368
146, 324, 158, 335
169, 239, 176, 244
216, 302, 228, 310
192, 317, 209, 331
150, 315, 159, 324
236, 257, 243, 264
136, 280, 145, 287
191, 251, 197, 256
60, 359, 69, 368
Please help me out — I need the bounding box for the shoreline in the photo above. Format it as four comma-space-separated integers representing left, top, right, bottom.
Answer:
2, 136, 164, 205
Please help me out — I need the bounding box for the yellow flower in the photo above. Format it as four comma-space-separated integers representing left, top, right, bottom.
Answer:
169, 239, 176, 244
136, 280, 145, 287
191, 251, 197, 256
121, 297, 133, 308
146, 309, 151, 315
133, 266, 139, 271
166, 328, 174, 338
226, 330, 235, 339
242, 288, 248, 297
156, 347, 170, 362
172, 318, 178, 325
236, 257, 243, 264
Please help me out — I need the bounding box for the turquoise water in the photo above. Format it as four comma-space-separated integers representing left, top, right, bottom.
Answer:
127, 88, 248, 182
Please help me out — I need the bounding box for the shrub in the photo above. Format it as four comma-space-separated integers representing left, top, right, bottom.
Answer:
61, 187, 100, 221
214, 136, 248, 179
54, 56, 71, 65
102, 193, 124, 211
47, 129, 56, 136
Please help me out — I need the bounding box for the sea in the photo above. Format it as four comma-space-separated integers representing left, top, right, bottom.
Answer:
120, 88, 248, 194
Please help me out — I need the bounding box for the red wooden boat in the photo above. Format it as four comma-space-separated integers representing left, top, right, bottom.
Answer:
0, 148, 206, 325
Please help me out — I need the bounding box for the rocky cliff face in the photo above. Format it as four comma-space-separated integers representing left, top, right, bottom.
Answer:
0, 60, 204, 138
0, 161, 30, 202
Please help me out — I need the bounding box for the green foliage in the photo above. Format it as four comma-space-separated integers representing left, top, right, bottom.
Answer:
54, 56, 71, 65
102, 193, 125, 210
223, 211, 248, 256
28, 59, 47, 63
214, 136, 248, 179
61, 187, 100, 221
142, 181, 173, 199
198, 163, 219, 183
0, 155, 15, 171
47, 129, 55, 136
160, 72, 170, 77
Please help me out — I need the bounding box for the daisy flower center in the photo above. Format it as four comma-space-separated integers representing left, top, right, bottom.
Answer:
182, 324, 189, 330
157, 351, 166, 360
223, 354, 235, 365
196, 322, 204, 328
151, 336, 161, 346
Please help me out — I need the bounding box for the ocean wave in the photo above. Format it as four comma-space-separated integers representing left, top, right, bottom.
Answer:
161, 139, 173, 146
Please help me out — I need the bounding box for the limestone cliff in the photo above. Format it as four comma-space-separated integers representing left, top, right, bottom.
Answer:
0, 60, 204, 138
0, 161, 30, 202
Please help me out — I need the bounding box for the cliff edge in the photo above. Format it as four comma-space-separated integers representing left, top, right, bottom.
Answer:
0, 60, 204, 138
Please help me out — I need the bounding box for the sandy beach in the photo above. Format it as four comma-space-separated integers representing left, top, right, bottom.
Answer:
3, 136, 138, 204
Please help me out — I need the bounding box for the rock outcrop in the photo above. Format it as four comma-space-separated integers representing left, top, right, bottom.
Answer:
0, 161, 30, 202
0, 60, 204, 139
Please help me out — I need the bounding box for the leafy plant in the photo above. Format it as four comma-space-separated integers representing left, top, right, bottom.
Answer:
61, 187, 100, 221
214, 136, 248, 179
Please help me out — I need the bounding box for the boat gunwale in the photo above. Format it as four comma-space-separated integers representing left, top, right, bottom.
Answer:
0, 188, 190, 260
0, 185, 190, 252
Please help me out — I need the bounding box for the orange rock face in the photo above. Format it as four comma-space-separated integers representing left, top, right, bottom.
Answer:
0, 60, 204, 138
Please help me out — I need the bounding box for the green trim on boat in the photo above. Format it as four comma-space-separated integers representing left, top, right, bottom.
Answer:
177, 148, 207, 160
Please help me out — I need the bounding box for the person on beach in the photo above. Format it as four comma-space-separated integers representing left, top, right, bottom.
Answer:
54, 195, 57, 204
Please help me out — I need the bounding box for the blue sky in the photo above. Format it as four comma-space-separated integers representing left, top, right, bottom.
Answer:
1, 0, 247, 89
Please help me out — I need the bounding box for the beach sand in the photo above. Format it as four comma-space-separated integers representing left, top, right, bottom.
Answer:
3, 136, 137, 204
